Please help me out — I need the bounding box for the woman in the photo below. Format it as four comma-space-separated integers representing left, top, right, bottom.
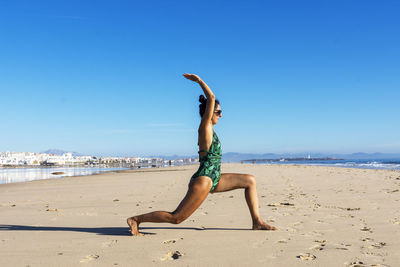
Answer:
127, 74, 277, 235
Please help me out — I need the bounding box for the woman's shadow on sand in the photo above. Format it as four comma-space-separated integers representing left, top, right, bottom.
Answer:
0, 225, 251, 236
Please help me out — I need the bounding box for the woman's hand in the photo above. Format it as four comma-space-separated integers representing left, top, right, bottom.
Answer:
183, 73, 201, 83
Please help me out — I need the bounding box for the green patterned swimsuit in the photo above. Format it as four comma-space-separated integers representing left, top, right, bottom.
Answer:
191, 131, 222, 192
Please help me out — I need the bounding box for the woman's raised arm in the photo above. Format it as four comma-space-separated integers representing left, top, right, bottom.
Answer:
183, 73, 215, 124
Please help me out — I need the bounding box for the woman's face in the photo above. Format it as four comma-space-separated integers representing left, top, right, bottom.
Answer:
212, 104, 222, 125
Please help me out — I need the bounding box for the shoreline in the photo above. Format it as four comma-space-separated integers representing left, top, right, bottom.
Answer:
0, 166, 129, 186
1, 163, 399, 186
0, 165, 199, 186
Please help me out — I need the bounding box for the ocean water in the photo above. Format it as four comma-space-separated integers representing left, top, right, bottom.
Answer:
0, 167, 129, 185
256, 159, 400, 171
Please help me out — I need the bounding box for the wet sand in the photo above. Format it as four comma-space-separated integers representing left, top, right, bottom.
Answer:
1, 164, 399, 266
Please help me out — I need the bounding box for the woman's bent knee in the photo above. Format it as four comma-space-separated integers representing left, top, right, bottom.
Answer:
247, 174, 256, 187
170, 212, 187, 224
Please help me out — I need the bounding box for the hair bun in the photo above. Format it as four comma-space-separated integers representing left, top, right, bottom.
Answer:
199, 95, 207, 104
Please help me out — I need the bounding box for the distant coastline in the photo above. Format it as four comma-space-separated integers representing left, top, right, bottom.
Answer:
0, 164, 129, 169
241, 158, 400, 171
241, 157, 343, 163
0, 150, 197, 169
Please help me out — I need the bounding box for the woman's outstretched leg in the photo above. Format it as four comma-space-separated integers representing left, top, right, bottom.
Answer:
212, 173, 277, 230
127, 176, 212, 236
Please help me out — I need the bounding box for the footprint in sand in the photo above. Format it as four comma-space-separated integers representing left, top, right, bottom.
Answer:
335, 243, 351, 250
268, 202, 294, 207
360, 226, 372, 232
276, 238, 290, 244
160, 251, 183, 261
383, 189, 399, 193
390, 218, 400, 225
360, 237, 373, 242
296, 253, 316, 260
162, 238, 183, 244
345, 260, 365, 267
312, 203, 321, 209
341, 214, 355, 218
341, 207, 361, 211
310, 240, 327, 250
368, 242, 386, 249
310, 244, 325, 250
80, 255, 99, 263
326, 205, 360, 211
46, 208, 58, 212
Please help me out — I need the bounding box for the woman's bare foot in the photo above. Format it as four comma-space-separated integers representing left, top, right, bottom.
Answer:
127, 217, 143, 236
252, 220, 277, 231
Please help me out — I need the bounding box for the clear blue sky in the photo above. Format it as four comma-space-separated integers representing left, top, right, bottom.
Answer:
1, 0, 399, 156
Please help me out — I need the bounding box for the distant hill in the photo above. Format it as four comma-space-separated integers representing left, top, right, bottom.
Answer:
41, 149, 83, 156
335, 152, 400, 160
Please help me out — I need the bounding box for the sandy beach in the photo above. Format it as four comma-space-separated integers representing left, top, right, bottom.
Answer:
1, 164, 399, 266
